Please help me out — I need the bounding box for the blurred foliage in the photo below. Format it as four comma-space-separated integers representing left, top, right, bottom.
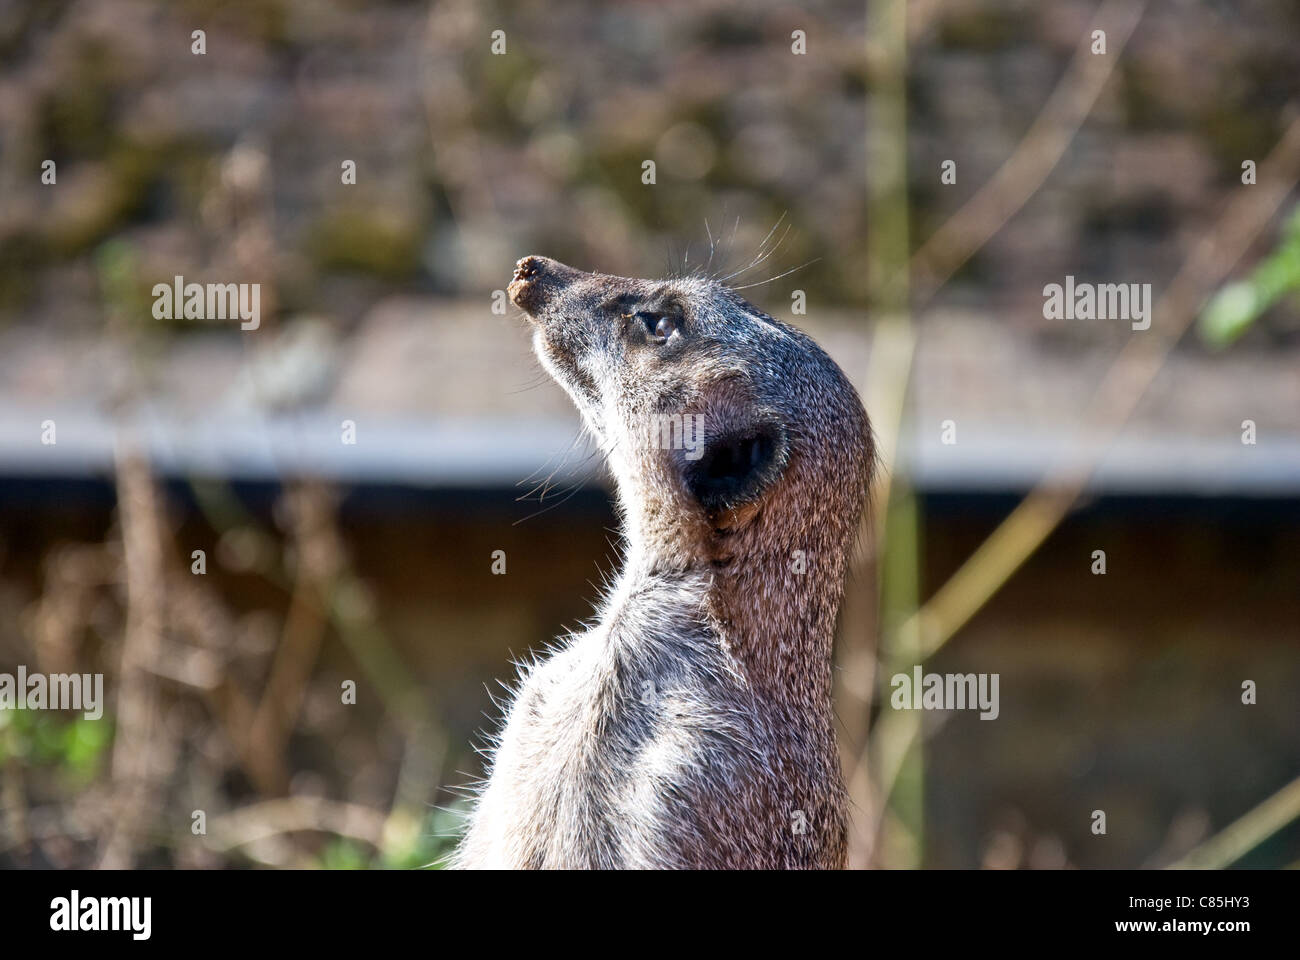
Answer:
307, 206, 426, 280
317, 838, 368, 870
1, 0, 1293, 326
0, 708, 114, 786
1199, 206, 1300, 348
95, 236, 149, 323
383, 804, 464, 870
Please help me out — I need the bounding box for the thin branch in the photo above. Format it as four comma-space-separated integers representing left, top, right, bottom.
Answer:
907, 111, 1300, 663
1170, 774, 1300, 869
861, 111, 1300, 809
911, 0, 1147, 305
847, 0, 1150, 865
202, 797, 388, 853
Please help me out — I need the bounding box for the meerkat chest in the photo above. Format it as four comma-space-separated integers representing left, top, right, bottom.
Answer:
482, 626, 777, 867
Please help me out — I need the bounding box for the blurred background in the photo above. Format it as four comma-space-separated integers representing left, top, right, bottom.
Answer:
0, 0, 1297, 869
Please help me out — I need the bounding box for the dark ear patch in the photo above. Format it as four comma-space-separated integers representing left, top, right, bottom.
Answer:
683, 419, 788, 515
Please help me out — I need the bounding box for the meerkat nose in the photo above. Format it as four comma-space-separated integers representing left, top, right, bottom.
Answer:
512, 255, 546, 283
508, 255, 582, 315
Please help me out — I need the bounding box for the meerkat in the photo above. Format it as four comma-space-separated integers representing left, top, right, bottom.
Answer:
453, 255, 874, 869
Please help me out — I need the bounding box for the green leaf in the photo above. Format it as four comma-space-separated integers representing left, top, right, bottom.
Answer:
1198, 281, 1259, 348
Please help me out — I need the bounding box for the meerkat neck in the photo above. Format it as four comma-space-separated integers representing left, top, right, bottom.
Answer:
713, 546, 842, 709
622, 517, 843, 710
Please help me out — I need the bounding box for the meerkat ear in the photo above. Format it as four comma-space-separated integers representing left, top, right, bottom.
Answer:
680, 415, 789, 520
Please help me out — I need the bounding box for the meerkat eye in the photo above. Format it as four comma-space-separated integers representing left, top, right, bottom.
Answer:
653, 315, 678, 339
633, 311, 678, 343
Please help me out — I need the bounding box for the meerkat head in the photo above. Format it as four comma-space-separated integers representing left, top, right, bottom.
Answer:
510, 255, 872, 573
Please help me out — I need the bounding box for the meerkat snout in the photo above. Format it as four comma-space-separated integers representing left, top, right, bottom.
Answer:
508, 255, 584, 315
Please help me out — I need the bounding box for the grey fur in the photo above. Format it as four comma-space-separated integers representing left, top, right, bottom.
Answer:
453, 256, 874, 869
